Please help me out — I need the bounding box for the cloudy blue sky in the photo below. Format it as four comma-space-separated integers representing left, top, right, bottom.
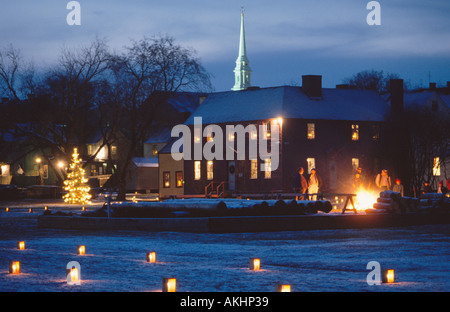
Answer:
1, 0, 449, 92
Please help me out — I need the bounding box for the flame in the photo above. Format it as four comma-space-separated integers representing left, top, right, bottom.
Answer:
355, 189, 378, 211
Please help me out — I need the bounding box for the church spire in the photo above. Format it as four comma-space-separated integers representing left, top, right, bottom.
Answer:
232, 7, 252, 91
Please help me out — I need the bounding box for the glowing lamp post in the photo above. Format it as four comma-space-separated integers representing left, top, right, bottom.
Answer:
162, 278, 177, 292
146, 252, 156, 263
77, 245, 86, 255
17, 241, 25, 250
276, 284, 291, 292
9, 261, 20, 274
382, 269, 395, 283
250, 258, 261, 271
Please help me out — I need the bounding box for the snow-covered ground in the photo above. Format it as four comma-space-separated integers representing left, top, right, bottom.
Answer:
0, 203, 449, 292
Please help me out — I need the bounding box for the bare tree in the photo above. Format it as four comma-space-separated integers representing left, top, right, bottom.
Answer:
109, 35, 212, 200
382, 105, 450, 196
343, 70, 402, 94
0, 39, 111, 184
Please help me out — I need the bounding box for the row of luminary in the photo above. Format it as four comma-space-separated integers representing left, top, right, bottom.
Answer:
8, 242, 298, 291
5, 206, 87, 213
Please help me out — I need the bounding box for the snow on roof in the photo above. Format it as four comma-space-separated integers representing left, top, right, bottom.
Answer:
403, 91, 434, 108
158, 137, 183, 154
132, 157, 158, 168
144, 126, 172, 144
184, 86, 388, 125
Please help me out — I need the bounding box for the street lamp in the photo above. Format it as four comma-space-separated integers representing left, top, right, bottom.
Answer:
35, 157, 43, 185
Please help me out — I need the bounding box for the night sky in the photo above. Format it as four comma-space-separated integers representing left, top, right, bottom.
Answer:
1, 0, 449, 92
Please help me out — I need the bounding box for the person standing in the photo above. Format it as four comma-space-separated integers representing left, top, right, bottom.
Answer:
308, 168, 322, 200
292, 167, 308, 199
375, 169, 391, 191
437, 181, 448, 194
352, 172, 363, 193
392, 179, 404, 197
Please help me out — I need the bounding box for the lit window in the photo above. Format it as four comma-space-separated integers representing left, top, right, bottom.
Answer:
152, 145, 158, 156
264, 158, 272, 179
90, 164, 97, 176
176, 171, 183, 188
194, 128, 201, 143
163, 172, 170, 188
352, 124, 359, 141
433, 157, 440, 176
307, 123, 315, 140
250, 159, 258, 179
111, 145, 117, 155
250, 125, 257, 140
194, 161, 201, 180
205, 127, 214, 142
352, 158, 359, 170
307, 158, 315, 174
262, 122, 271, 139
207, 161, 213, 180
87, 144, 93, 155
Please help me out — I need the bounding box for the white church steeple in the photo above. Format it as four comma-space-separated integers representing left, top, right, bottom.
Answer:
232, 8, 252, 91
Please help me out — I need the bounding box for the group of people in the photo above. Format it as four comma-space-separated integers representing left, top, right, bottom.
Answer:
350, 167, 401, 194
292, 167, 322, 200
293, 165, 449, 199
353, 167, 450, 197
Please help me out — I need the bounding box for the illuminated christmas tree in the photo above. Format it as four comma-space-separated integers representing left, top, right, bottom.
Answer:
63, 148, 92, 204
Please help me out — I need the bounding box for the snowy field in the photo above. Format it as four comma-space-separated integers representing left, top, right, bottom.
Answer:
0, 205, 449, 293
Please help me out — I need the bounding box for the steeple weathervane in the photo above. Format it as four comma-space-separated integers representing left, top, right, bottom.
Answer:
232, 7, 252, 91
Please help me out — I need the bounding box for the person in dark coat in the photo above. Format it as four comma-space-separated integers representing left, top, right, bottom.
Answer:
292, 167, 308, 199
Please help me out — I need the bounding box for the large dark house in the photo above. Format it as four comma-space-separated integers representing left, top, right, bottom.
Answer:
180, 75, 388, 196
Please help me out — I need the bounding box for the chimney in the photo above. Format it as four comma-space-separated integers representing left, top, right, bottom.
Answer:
390, 79, 403, 116
429, 82, 436, 90
447, 81, 450, 90
302, 75, 322, 97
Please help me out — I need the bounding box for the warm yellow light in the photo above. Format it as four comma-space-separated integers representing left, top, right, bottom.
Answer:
147, 251, 156, 263
35, 157, 41, 164
276, 284, 291, 292
63, 148, 92, 205
77, 245, 85, 255
29, 208, 33, 213
6, 207, 9, 212
250, 258, 260, 271
163, 278, 177, 292
69, 267, 79, 283
276, 117, 283, 126
9, 261, 20, 274
57, 161, 65, 168
383, 269, 395, 283
356, 189, 379, 211
17, 241, 25, 250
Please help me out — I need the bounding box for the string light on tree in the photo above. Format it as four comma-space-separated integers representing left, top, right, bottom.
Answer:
63, 148, 92, 204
